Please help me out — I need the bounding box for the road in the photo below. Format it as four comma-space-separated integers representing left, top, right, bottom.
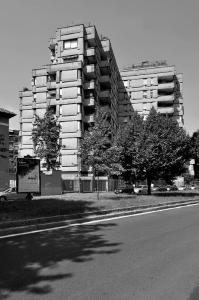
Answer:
1, 205, 199, 299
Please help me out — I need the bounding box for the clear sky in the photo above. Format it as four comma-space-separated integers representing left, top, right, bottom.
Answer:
0, 0, 198, 134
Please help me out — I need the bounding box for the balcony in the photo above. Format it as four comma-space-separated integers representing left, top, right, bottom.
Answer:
84, 114, 94, 123
100, 90, 110, 98
157, 107, 174, 114
100, 75, 111, 89
158, 82, 174, 91
46, 61, 82, 73
84, 97, 95, 107
99, 60, 110, 75
84, 81, 95, 90
84, 65, 95, 78
157, 94, 174, 102
85, 48, 95, 57
99, 90, 111, 105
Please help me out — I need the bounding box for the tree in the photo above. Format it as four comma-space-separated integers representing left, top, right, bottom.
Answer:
191, 130, 199, 179
32, 107, 61, 171
116, 110, 144, 184
80, 107, 122, 197
118, 108, 191, 194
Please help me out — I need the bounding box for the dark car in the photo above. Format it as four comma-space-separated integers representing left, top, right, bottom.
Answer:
114, 186, 135, 194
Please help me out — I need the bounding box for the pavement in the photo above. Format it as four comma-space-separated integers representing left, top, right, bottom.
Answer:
2, 204, 199, 299
1, 193, 199, 237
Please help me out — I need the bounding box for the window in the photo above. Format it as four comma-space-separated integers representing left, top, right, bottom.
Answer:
49, 105, 56, 114
64, 39, 78, 49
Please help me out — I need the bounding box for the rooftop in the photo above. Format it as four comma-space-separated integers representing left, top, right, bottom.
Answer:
122, 60, 168, 71
0, 108, 16, 118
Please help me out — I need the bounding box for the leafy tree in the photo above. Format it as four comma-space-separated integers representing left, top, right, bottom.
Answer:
116, 110, 144, 184
191, 130, 199, 178
80, 107, 122, 197
118, 108, 191, 194
32, 106, 61, 171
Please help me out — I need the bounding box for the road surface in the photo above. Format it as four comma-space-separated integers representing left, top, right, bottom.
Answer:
1, 205, 199, 299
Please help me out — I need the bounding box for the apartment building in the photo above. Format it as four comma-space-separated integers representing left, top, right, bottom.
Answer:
120, 61, 184, 126
19, 24, 123, 192
19, 25, 184, 192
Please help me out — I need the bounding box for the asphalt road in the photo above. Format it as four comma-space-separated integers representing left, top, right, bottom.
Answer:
1, 205, 199, 300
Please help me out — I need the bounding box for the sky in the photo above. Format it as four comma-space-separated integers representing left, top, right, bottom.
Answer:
0, 0, 198, 134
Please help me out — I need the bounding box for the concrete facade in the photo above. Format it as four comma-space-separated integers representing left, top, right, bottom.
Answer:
120, 61, 184, 126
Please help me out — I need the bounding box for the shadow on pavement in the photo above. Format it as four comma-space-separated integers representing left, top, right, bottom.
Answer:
0, 198, 104, 222
0, 222, 120, 298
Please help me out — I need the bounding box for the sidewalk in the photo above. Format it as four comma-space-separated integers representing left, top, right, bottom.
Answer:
1, 191, 199, 237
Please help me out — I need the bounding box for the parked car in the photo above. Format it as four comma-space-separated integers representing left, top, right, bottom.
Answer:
114, 186, 135, 194
134, 185, 148, 194
0, 187, 32, 202
186, 185, 196, 190
177, 186, 186, 191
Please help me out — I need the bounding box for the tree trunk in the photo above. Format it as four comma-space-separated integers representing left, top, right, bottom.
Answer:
97, 171, 100, 200
147, 176, 152, 195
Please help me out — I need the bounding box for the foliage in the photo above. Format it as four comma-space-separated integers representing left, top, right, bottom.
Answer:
80, 107, 123, 177
117, 108, 191, 194
32, 107, 61, 171
191, 130, 199, 159
191, 130, 199, 178
183, 173, 194, 185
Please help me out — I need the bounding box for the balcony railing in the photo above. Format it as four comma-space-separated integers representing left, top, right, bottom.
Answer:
158, 94, 174, 102
84, 65, 95, 78
158, 82, 174, 90
99, 90, 110, 98
84, 97, 95, 106
84, 81, 95, 90
157, 107, 174, 114
84, 115, 94, 123
85, 48, 95, 57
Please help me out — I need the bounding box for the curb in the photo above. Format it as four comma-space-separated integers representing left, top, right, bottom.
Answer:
1, 199, 199, 237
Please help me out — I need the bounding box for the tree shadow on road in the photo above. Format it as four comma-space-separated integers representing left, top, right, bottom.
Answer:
0, 198, 106, 223
0, 222, 120, 298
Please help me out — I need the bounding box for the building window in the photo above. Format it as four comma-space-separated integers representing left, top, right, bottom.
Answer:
64, 39, 78, 49
49, 105, 56, 114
